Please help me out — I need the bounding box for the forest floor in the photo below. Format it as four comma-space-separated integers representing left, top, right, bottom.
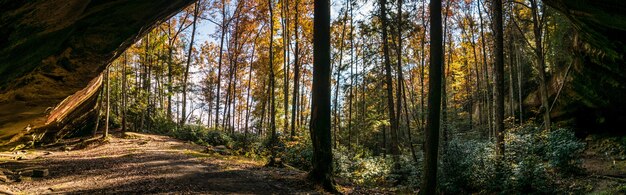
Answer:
0, 132, 322, 194
0, 132, 624, 194
578, 136, 626, 193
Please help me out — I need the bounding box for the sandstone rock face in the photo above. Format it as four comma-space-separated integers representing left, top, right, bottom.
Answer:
543, 0, 626, 135
0, 0, 195, 147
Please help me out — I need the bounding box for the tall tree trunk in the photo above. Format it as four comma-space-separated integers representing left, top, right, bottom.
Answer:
347, 0, 355, 149
282, 0, 290, 135
215, 0, 227, 129
402, 80, 418, 163
259, 78, 269, 136
478, 0, 493, 136
104, 67, 111, 138
441, 0, 451, 148
168, 45, 174, 119
268, 0, 279, 165
493, 0, 505, 157
308, 0, 336, 191
122, 53, 127, 133
395, 0, 404, 148
246, 29, 262, 139
93, 80, 103, 136
509, 34, 516, 120
379, 0, 399, 157
465, 6, 484, 132
182, 2, 199, 125
531, 0, 550, 131
422, 0, 442, 193
419, 0, 427, 138
290, 0, 300, 138
516, 42, 523, 125
333, 3, 348, 149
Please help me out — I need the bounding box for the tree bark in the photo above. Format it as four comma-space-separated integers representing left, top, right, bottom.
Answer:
478, 0, 493, 136
531, 0, 550, 131
493, 0, 505, 157
104, 67, 111, 138
122, 53, 127, 133
333, 3, 348, 149
290, 0, 300, 138
181, 2, 199, 125
379, 0, 399, 157
308, 0, 336, 192
215, 0, 227, 129
422, 0, 442, 193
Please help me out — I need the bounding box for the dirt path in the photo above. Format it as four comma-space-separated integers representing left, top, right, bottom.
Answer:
0, 132, 319, 194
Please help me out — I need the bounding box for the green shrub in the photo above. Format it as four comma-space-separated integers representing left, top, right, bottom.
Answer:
283, 136, 313, 170
199, 129, 233, 147
334, 147, 392, 186
440, 125, 584, 194
441, 139, 487, 193
546, 128, 585, 174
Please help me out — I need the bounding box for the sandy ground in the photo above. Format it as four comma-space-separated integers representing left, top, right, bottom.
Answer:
0, 132, 319, 194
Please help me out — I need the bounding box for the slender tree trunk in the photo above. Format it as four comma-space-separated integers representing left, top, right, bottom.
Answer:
379, 0, 399, 157
215, 0, 227, 129
122, 53, 127, 133
182, 2, 199, 125
466, 7, 484, 132
531, 0, 550, 131
333, 4, 348, 149
508, 34, 516, 120
308, 0, 336, 191
422, 0, 442, 193
347, 0, 355, 149
441, 0, 451, 148
419, 0, 427, 138
168, 45, 174, 119
478, 0, 493, 136
516, 42, 523, 125
268, 0, 279, 165
402, 80, 418, 163
93, 83, 103, 137
290, 0, 300, 138
282, 0, 290, 135
259, 78, 269, 136
395, 0, 404, 148
246, 31, 261, 139
104, 67, 111, 138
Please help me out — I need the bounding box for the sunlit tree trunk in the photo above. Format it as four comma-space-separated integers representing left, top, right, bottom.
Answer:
122, 53, 127, 133
181, 2, 199, 125
282, 0, 290, 135
215, 0, 227, 129
333, 2, 348, 149
104, 66, 111, 138
268, 0, 279, 165
290, 0, 300, 139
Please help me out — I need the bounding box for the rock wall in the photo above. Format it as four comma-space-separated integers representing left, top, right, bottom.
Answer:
0, 0, 195, 147
541, 0, 626, 135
